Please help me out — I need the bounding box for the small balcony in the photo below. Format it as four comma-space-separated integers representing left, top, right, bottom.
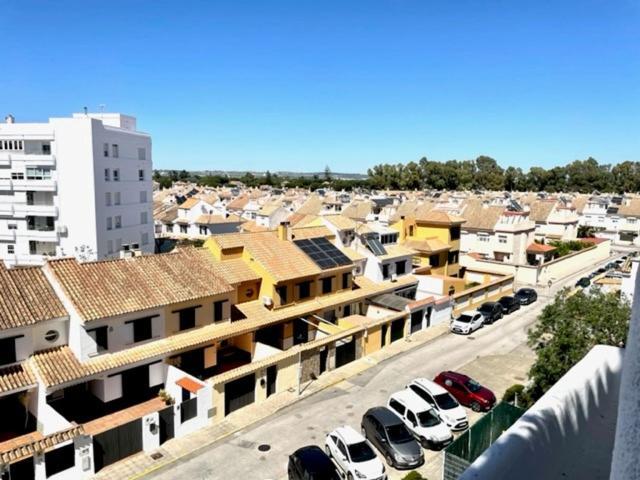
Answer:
0, 152, 56, 167
0, 230, 16, 242
12, 179, 57, 192
0, 179, 12, 191
14, 203, 58, 217
0, 203, 13, 215
21, 229, 58, 242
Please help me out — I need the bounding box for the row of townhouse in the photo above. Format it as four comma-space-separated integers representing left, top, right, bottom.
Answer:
579, 195, 640, 245
0, 224, 452, 479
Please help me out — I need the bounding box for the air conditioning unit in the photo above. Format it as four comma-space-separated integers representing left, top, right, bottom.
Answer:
391, 273, 398, 282
56, 225, 68, 235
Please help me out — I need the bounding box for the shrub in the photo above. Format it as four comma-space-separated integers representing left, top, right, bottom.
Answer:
402, 472, 426, 480
503, 384, 531, 408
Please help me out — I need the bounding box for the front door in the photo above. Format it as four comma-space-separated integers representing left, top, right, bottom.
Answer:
410, 310, 423, 333
319, 348, 328, 374
266, 365, 277, 397
159, 406, 175, 444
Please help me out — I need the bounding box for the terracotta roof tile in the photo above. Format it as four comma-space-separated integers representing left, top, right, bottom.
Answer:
291, 226, 334, 240
46, 249, 232, 322
178, 197, 201, 209
0, 426, 84, 465
211, 258, 261, 285
461, 199, 505, 230
526, 243, 557, 253
404, 238, 450, 253
0, 265, 67, 331
0, 362, 37, 394
176, 376, 204, 393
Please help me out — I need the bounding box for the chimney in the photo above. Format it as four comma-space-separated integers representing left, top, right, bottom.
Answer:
277, 221, 290, 241
399, 216, 407, 242
5, 114, 15, 124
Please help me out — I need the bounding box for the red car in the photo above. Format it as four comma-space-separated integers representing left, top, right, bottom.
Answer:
433, 371, 496, 412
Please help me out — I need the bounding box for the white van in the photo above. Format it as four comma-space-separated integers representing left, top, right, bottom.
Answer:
407, 378, 469, 431
387, 389, 453, 450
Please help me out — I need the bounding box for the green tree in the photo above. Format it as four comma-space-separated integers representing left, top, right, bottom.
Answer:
474, 156, 504, 191
324, 165, 332, 182
526, 289, 630, 401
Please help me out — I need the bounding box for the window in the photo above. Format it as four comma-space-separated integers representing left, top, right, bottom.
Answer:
112, 144, 119, 158
629, 218, 637, 224
176, 307, 198, 331
107, 239, 113, 254
321, 277, 333, 294
395, 260, 406, 275
179, 224, 188, 234
26, 167, 51, 180
0, 336, 21, 366
342, 272, 351, 289
498, 235, 507, 244
138, 169, 145, 181
106, 217, 113, 230
88, 326, 108, 352
137, 147, 146, 160
382, 263, 390, 279
448, 251, 459, 264
429, 254, 440, 267
113, 169, 120, 182
450, 226, 461, 240
297, 281, 311, 299
409, 225, 415, 236
276, 285, 287, 304
141, 232, 149, 245
104, 168, 110, 181
478, 234, 490, 242
126, 316, 154, 343
42, 143, 51, 154
44, 330, 59, 343
389, 399, 406, 416
7, 223, 17, 230
213, 300, 228, 322
140, 211, 148, 224
7, 244, 14, 254
406, 410, 418, 426
409, 385, 435, 406
11, 172, 24, 180
44, 443, 75, 478
114, 215, 122, 229
105, 192, 112, 206
114, 192, 121, 205
140, 190, 147, 203
103, 143, 109, 157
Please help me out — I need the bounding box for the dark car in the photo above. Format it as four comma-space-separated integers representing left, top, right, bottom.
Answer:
361, 407, 424, 470
596, 267, 606, 274
606, 262, 617, 270
288, 445, 340, 480
477, 302, 503, 324
498, 296, 520, 314
514, 288, 537, 305
576, 277, 590, 288
434, 371, 496, 412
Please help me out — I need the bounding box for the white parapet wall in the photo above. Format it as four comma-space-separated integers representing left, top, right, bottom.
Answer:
460, 345, 624, 480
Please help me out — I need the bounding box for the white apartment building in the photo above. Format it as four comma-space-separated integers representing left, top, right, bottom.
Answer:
0, 112, 154, 266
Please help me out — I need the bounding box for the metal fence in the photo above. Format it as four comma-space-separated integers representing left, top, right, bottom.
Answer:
443, 402, 525, 480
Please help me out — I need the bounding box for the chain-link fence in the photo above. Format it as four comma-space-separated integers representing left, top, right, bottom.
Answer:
443, 402, 525, 480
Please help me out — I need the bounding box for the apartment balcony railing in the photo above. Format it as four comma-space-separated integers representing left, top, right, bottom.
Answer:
12, 179, 57, 192
0, 230, 16, 242
20, 228, 58, 241
13, 204, 58, 217
0, 203, 13, 215
0, 179, 12, 191
0, 152, 56, 167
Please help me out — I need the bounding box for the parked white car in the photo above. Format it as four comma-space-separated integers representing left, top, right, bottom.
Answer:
387, 389, 453, 449
450, 310, 484, 335
406, 378, 469, 431
325, 426, 387, 480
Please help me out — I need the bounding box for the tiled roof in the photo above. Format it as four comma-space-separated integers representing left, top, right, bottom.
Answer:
83, 398, 166, 436
291, 225, 334, 240
415, 210, 466, 224
194, 214, 242, 224
178, 197, 201, 209
0, 264, 67, 331
0, 362, 37, 394
296, 195, 324, 215
257, 204, 282, 216
211, 258, 261, 285
0, 426, 85, 465
526, 243, 557, 253
527, 200, 556, 222
378, 244, 416, 260
618, 199, 640, 217
157, 206, 178, 223
176, 376, 205, 393
343, 201, 373, 221
461, 199, 505, 230
46, 249, 233, 322
323, 214, 358, 231
404, 238, 450, 253
226, 194, 250, 210
240, 220, 270, 233
342, 247, 367, 261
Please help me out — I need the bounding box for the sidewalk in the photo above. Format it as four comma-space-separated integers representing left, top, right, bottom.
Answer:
93, 323, 450, 480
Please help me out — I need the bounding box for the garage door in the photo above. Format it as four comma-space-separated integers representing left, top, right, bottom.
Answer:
225, 374, 256, 416
410, 310, 423, 333
93, 419, 143, 472
335, 338, 356, 368
391, 318, 405, 342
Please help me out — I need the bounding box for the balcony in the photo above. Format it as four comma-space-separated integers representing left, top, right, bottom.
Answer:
0, 179, 12, 191
13, 204, 58, 217
0, 152, 56, 167
12, 179, 57, 192
0, 230, 16, 242
20, 228, 58, 242
0, 203, 13, 215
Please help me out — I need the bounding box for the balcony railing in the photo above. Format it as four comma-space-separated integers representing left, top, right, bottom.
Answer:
14, 204, 58, 217
12, 179, 57, 192
0, 152, 56, 166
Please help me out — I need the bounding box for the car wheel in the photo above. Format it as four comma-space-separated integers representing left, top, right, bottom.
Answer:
385, 453, 395, 468
325, 445, 332, 458
471, 401, 482, 412
347, 474, 354, 480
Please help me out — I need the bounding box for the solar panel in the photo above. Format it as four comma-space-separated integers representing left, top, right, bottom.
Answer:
364, 234, 387, 256
294, 237, 352, 270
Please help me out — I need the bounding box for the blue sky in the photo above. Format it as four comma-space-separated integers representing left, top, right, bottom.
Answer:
2, 1, 638, 173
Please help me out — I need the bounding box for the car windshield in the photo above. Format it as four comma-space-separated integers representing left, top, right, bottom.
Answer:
417, 409, 441, 427
465, 379, 482, 392
478, 305, 492, 313
456, 315, 472, 323
435, 393, 458, 410
500, 297, 512, 304
386, 424, 413, 443
310, 467, 339, 480
347, 441, 377, 463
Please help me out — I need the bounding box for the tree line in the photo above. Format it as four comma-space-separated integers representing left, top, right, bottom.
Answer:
367, 156, 640, 193
154, 156, 640, 193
